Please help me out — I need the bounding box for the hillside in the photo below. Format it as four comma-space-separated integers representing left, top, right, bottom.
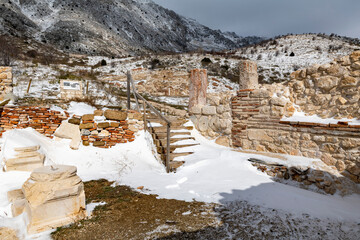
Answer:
0, 0, 263, 56
234, 34, 360, 83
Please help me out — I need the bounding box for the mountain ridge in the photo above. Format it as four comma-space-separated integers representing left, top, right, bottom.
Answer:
0, 0, 263, 56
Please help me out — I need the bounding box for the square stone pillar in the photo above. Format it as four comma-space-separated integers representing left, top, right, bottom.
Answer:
189, 69, 208, 109
239, 60, 258, 90
0, 67, 13, 101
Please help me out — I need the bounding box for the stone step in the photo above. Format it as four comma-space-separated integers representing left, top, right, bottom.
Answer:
154, 137, 195, 145
157, 144, 199, 154
161, 152, 194, 161
152, 132, 191, 139
14, 145, 40, 153
150, 125, 193, 133
169, 161, 185, 171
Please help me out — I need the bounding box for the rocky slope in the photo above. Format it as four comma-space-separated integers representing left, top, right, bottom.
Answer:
234, 34, 360, 83
0, 0, 263, 56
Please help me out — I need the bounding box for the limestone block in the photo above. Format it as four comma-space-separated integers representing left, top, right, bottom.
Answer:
98, 130, 110, 137
207, 95, 220, 106
94, 110, 104, 116
315, 76, 339, 92
335, 160, 346, 172
250, 89, 271, 98
239, 60, 258, 89
7, 189, 24, 203
127, 111, 143, 120
208, 116, 221, 131
350, 51, 360, 62
189, 105, 202, 115
68, 118, 81, 125
270, 97, 287, 107
216, 105, 225, 114
79, 123, 94, 129
339, 55, 351, 66
202, 106, 216, 115
22, 165, 86, 234
351, 62, 360, 70
198, 116, 209, 132
307, 64, 320, 75
55, 122, 81, 150
12, 199, 26, 217
104, 110, 127, 121
0, 227, 18, 240
215, 136, 231, 147
97, 122, 110, 129
189, 69, 208, 109
5, 152, 45, 172
321, 153, 337, 166
82, 114, 94, 121
248, 129, 272, 142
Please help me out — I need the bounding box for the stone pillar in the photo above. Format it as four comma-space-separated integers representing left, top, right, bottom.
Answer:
0, 67, 13, 101
239, 60, 258, 90
21, 165, 86, 234
189, 69, 208, 110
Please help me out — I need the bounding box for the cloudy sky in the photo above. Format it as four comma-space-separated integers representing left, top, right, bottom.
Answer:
153, 0, 360, 38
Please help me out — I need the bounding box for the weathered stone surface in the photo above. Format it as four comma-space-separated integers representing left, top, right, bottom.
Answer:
104, 110, 127, 121
98, 130, 110, 137
93, 141, 106, 147
55, 121, 81, 150
248, 129, 272, 142
340, 76, 358, 87
0, 227, 18, 240
198, 116, 209, 132
79, 123, 94, 129
215, 136, 231, 147
239, 60, 258, 89
68, 118, 81, 125
22, 165, 86, 234
7, 189, 24, 203
315, 76, 339, 91
110, 122, 120, 128
127, 111, 143, 120
189, 105, 202, 115
97, 122, 110, 129
321, 153, 337, 166
335, 160, 346, 172
189, 69, 208, 109
202, 106, 216, 115
82, 114, 94, 121
94, 110, 104, 116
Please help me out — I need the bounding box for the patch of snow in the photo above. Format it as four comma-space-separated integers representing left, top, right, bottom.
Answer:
86, 202, 107, 216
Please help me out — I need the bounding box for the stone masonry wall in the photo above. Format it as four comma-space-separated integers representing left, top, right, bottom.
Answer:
0, 67, 12, 101
288, 51, 360, 118
231, 89, 360, 183
190, 92, 233, 145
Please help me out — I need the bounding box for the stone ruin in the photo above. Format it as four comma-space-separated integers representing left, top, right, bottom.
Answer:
0, 67, 12, 102
7, 165, 86, 234
3, 145, 44, 172
60, 79, 84, 100
239, 60, 258, 90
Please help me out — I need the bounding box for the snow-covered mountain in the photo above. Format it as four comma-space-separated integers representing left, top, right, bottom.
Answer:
0, 0, 263, 56
235, 34, 360, 83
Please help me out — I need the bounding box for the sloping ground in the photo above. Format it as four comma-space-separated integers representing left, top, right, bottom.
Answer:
0, 111, 359, 239
235, 34, 360, 82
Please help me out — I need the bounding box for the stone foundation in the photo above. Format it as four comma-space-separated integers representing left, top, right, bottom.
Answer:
231, 89, 360, 183
0, 67, 12, 101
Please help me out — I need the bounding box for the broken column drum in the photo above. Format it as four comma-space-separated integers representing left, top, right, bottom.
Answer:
189, 69, 208, 109
21, 165, 86, 234
239, 60, 258, 90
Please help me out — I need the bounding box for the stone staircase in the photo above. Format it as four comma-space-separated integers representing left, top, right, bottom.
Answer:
146, 114, 198, 172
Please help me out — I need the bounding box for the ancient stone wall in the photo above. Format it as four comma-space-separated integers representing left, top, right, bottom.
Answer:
231, 89, 360, 183
0, 67, 12, 101
189, 92, 233, 145
288, 51, 360, 118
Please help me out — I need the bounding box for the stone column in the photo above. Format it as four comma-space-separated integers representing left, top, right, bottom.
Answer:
239, 60, 258, 89
189, 69, 208, 110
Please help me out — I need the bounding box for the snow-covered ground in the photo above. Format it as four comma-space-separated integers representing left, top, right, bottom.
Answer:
0, 120, 359, 239
237, 34, 360, 82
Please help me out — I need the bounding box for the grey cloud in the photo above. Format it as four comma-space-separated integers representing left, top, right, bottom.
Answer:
152, 0, 360, 38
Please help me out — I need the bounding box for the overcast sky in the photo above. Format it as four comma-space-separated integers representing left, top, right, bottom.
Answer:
153, 0, 360, 38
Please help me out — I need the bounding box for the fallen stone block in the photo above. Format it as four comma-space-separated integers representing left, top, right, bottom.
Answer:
22, 165, 86, 234
104, 110, 127, 121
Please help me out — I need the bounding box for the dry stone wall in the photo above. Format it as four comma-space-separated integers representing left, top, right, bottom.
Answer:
231, 89, 360, 183
289, 51, 360, 118
0, 67, 12, 101
189, 92, 233, 145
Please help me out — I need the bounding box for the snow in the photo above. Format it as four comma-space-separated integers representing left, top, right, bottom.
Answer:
67, 102, 97, 116
282, 110, 360, 125
0, 123, 359, 238
86, 202, 107, 216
